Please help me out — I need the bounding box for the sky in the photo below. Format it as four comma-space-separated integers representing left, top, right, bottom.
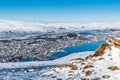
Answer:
0, 0, 120, 23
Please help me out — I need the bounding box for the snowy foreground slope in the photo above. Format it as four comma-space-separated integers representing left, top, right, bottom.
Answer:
0, 19, 120, 33
0, 52, 93, 80
0, 52, 93, 69
43, 38, 120, 80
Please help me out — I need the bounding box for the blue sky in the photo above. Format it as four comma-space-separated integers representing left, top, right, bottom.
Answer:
0, 0, 120, 23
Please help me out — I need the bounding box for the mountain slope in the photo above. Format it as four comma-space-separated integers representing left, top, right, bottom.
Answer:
43, 38, 120, 80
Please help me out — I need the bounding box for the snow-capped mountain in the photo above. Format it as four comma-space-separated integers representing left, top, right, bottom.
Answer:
0, 19, 120, 33
43, 38, 120, 80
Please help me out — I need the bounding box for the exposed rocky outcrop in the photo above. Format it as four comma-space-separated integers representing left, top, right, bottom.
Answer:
108, 66, 119, 71
94, 43, 110, 56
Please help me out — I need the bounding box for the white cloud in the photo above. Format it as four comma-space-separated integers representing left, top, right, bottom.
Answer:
0, 19, 120, 33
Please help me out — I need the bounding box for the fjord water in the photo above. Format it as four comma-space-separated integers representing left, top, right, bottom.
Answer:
48, 41, 104, 60
19, 57, 40, 62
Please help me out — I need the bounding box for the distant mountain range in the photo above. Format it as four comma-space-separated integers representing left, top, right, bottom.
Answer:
0, 19, 120, 33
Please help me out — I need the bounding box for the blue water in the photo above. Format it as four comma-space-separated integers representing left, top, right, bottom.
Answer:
19, 57, 40, 62
80, 32, 93, 35
48, 41, 104, 60
80, 31, 105, 35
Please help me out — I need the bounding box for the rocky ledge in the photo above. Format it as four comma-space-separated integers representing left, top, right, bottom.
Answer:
43, 38, 120, 80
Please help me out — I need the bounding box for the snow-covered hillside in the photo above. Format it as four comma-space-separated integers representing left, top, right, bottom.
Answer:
43, 38, 120, 80
0, 52, 93, 80
0, 19, 120, 33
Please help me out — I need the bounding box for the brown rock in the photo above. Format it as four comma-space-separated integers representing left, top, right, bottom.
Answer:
108, 66, 119, 71
94, 43, 110, 57
93, 38, 120, 57
85, 71, 92, 76
57, 64, 69, 69
108, 39, 120, 48
71, 58, 84, 61
69, 64, 78, 70
57, 64, 78, 70
86, 55, 93, 60
97, 58, 104, 60
113, 39, 120, 48
83, 65, 94, 69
